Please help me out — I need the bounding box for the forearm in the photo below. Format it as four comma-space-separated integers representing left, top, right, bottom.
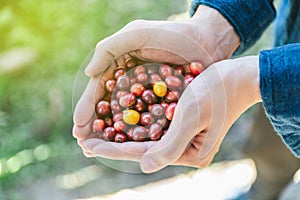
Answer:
190, 0, 276, 55
259, 43, 300, 157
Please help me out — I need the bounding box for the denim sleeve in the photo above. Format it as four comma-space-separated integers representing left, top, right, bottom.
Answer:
260, 43, 300, 157
190, 0, 276, 55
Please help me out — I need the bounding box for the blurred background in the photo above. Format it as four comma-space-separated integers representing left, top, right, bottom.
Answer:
0, 0, 287, 200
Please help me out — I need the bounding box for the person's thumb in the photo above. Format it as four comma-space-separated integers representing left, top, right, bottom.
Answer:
140, 83, 204, 173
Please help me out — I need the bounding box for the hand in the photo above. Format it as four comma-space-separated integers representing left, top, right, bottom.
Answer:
78, 55, 261, 173
139, 56, 262, 172
73, 6, 240, 161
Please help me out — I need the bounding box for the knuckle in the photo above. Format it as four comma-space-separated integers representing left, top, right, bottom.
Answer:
125, 19, 147, 29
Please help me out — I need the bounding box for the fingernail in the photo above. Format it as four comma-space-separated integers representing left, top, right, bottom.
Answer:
140, 156, 158, 174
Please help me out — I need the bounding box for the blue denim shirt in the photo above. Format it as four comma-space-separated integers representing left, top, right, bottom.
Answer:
260, 44, 300, 157
191, 0, 300, 157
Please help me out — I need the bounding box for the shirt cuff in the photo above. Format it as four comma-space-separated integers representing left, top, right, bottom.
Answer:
259, 43, 300, 157
190, 0, 276, 55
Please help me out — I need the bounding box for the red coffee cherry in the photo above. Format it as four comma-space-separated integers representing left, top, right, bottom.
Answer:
189, 61, 204, 76
103, 127, 116, 141
130, 83, 146, 97
92, 119, 106, 133
132, 126, 148, 141
105, 79, 116, 93
165, 102, 177, 120
119, 93, 136, 108
114, 132, 127, 143
142, 90, 157, 105
165, 76, 182, 90
150, 104, 164, 118
140, 112, 154, 126
149, 123, 163, 141
96, 100, 111, 116
159, 64, 172, 79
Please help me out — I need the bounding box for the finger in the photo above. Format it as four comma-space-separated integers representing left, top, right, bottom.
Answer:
115, 55, 126, 69
72, 117, 95, 140
82, 138, 156, 161
85, 29, 146, 76
85, 21, 212, 76
171, 133, 214, 168
83, 150, 94, 158
196, 66, 228, 159
73, 63, 116, 126
124, 54, 136, 68
140, 78, 209, 173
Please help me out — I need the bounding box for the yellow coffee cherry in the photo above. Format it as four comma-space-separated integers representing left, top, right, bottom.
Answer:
123, 110, 140, 125
153, 81, 167, 97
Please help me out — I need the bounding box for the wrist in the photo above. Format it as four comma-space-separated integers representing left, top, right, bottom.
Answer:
235, 56, 262, 105
190, 5, 240, 63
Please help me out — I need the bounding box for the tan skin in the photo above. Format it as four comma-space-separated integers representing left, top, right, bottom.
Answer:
73, 5, 251, 173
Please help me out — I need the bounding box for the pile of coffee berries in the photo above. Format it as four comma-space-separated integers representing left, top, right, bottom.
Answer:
92, 60, 204, 142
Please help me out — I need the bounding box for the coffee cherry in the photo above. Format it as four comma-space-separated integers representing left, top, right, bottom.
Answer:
189, 61, 204, 75
113, 121, 127, 132
134, 65, 146, 75
116, 90, 129, 100
92, 119, 106, 133
142, 90, 157, 105
130, 83, 145, 97
132, 126, 148, 141
165, 90, 180, 102
126, 128, 134, 140
150, 104, 164, 118
148, 123, 163, 141
174, 66, 185, 76
116, 75, 130, 90
159, 64, 172, 79
114, 68, 126, 80
104, 117, 113, 127
150, 73, 163, 86
160, 101, 169, 110
140, 112, 154, 126
184, 73, 195, 88
111, 99, 121, 113
153, 81, 167, 97
114, 132, 127, 143
165, 76, 182, 90
165, 102, 177, 120
113, 112, 123, 122
123, 110, 140, 125
135, 98, 146, 112
96, 100, 111, 116
103, 127, 116, 141
156, 118, 168, 128
105, 79, 116, 93
126, 58, 136, 69
119, 93, 136, 108
136, 73, 148, 84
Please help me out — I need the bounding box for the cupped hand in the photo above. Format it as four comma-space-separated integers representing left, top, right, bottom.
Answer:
77, 55, 261, 173
72, 6, 241, 165
138, 56, 262, 172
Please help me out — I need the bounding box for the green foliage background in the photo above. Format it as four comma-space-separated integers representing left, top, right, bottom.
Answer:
0, 1, 187, 199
